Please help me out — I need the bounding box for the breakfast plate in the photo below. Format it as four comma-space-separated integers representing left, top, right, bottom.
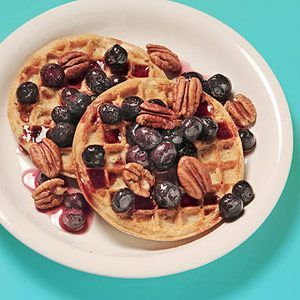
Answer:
0, 0, 293, 278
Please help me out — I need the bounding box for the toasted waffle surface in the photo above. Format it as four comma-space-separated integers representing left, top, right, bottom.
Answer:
73, 78, 244, 241
8, 34, 166, 177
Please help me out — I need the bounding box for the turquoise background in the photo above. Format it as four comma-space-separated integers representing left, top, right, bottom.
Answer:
0, 0, 299, 299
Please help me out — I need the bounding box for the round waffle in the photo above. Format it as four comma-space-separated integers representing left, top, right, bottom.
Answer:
73, 78, 244, 241
7, 34, 166, 178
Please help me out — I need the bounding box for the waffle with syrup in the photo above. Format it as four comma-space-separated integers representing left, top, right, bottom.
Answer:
73, 77, 244, 241
7, 34, 166, 178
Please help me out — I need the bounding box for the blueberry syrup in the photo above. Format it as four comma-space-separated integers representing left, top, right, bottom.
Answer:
154, 167, 178, 184
104, 129, 121, 143
22, 125, 49, 143
217, 122, 233, 140
203, 192, 219, 205
108, 173, 118, 185
195, 100, 213, 118
134, 195, 156, 210
86, 168, 107, 189
180, 194, 200, 207
22, 168, 40, 192
18, 104, 33, 123
131, 64, 149, 78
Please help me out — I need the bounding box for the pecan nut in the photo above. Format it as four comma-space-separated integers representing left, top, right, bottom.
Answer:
146, 44, 181, 72
32, 178, 67, 210
225, 94, 257, 127
58, 51, 90, 80
29, 138, 62, 178
177, 156, 212, 199
122, 163, 155, 197
136, 102, 176, 129
173, 76, 202, 118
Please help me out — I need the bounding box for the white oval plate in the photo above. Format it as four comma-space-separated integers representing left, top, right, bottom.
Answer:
0, 0, 293, 278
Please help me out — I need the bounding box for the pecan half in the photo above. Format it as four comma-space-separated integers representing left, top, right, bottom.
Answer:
136, 102, 176, 129
29, 138, 62, 178
122, 163, 155, 197
146, 44, 181, 72
32, 178, 67, 210
177, 156, 212, 199
225, 94, 257, 127
58, 51, 90, 80
173, 76, 202, 118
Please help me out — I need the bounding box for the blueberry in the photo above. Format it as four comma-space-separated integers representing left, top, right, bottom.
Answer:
121, 96, 144, 121
46, 122, 76, 148
16, 81, 39, 104
37, 173, 50, 185
64, 193, 87, 210
99, 103, 123, 124
82, 144, 105, 168
112, 188, 134, 213
177, 142, 198, 160
126, 145, 149, 168
219, 193, 244, 220
203, 74, 232, 103
148, 99, 167, 107
182, 116, 202, 142
126, 123, 140, 146
134, 127, 162, 150
181, 71, 204, 84
104, 44, 128, 73
51, 106, 73, 124
61, 87, 80, 105
198, 117, 218, 142
86, 69, 111, 95
110, 75, 127, 86
152, 181, 181, 208
161, 126, 184, 148
238, 128, 256, 153
60, 208, 86, 232
150, 141, 177, 170
232, 180, 254, 205
65, 92, 92, 121
40, 63, 65, 88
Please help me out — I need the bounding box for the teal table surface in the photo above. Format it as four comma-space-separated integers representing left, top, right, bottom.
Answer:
0, 0, 299, 299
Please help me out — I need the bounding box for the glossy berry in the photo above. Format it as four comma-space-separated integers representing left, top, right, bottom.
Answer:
177, 142, 198, 160
111, 188, 134, 213
232, 180, 254, 205
82, 145, 105, 168
150, 141, 177, 170
40, 63, 65, 88
219, 193, 244, 220
110, 75, 127, 86
60, 208, 86, 232
126, 145, 149, 168
61, 87, 80, 105
148, 99, 167, 107
104, 44, 128, 72
161, 126, 184, 148
86, 69, 111, 95
182, 71, 204, 84
203, 74, 232, 103
126, 123, 140, 146
238, 128, 256, 153
152, 181, 181, 208
51, 106, 73, 124
37, 173, 50, 185
16, 81, 39, 104
182, 116, 202, 142
198, 117, 218, 142
46, 122, 76, 148
135, 127, 162, 150
99, 103, 123, 124
121, 96, 144, 121
64, 193, 87, 210
66, 92, 92, 121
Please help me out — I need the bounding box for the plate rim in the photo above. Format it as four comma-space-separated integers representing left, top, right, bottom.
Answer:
0, 0, 293, 278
